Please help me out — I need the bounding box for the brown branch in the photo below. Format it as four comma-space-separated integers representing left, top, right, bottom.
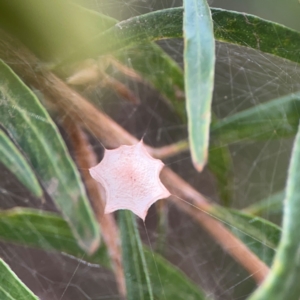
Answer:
63, 118, 126, 297
148, 139, 189, 160
107, 56, 143, 82
102, 74, 140, 105
162, 167, 269, 283
67, 60, 100, 86
0, 29, 269, 284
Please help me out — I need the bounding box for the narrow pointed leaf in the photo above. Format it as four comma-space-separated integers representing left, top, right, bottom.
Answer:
119, 211, 154, 300
0, 128, 43, 198
211, 92, 300, 144
0, 208, 206, 299
61, 8, 300, 66
0, 258, 38, 300
249, 123, 300, 300
0, 60, 100, 253
183, 0, 215, 170
209, 205, 281, 266
243, 191, 284, 216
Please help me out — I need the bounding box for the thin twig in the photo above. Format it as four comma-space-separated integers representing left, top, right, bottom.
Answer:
67, 61, 100, 86
63, 118, 126, 297
102, 74, 140, 104
0, 29, 269, 284
148, 140, 189, 160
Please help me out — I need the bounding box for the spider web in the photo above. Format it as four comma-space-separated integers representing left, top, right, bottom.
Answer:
1, 0, 300, 299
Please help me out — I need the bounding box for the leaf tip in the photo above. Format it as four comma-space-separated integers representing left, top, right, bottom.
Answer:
191, 149, 208, 172
193, 161, 206, 172
80, 234, 101, 255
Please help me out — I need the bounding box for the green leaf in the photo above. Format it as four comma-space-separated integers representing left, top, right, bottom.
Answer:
0, 258, 38, 300
243, 191, 284, 216
119, 211, 153, 300
0, 60, 100, 253
209, 205, 281, 266
249, 123, 300, 300
211, 92, 300, 144
0, 208, 206, 299
60, 8, 183, 64
212, 9, 300, 65
61, 7, 300, 66
0, 208, 109, 267
0, 0, 116, 61
0, 128, 43, 198
183, 0, 215, 170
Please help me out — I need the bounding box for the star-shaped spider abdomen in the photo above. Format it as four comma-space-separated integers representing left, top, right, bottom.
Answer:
89, 141, 171, 220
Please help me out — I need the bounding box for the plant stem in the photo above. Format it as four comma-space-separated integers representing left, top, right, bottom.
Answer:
148, 140, 189, 160
162, 167, 269, 283
62, 118, 126, 297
